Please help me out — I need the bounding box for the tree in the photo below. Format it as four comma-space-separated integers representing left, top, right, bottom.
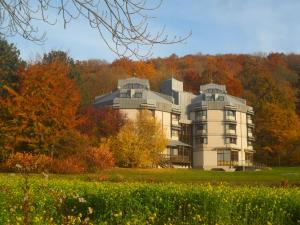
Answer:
112, 58, 157, 79
0, 61, 81, 157
254, 103, 300, 165
0, 37, 24, 95
109, 110, 167, 167
0, 0, 190, 58
42, 50, 81, 81
78, 106, 127, 142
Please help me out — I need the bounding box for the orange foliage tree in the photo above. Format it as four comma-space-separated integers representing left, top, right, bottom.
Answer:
112, 58, 156, 80
0, 62, 81, 156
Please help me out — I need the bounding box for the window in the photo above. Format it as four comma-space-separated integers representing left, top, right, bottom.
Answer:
196, 110, 207, 120
217, 150, 238, 166
247, 114, 253, 123
172, 130, 179, 138
123, 83, 145, 89
226, 110, 236, 117
195, 137, 207, 144
133, 92, 142, 98
217, 95, 224, 101
226, 124, 236, 130
196, 124, 207, 134
247, 127, 253, 136
225, 137, 237, 144
172, 114, 180, 121
171, 148, 178, 156
119, 92, 130, 98
245, 152, 253, 164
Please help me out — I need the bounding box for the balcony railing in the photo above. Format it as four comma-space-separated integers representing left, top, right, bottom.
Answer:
247, 118, 253, 124
160, 154, 191, 163
172, 119, 179, 126
195, 116, 207, 121
195, 130, 207, 135
226, 129, 236, 135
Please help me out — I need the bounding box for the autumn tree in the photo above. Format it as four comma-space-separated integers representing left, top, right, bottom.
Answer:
109, 110, 167, 167
254, 103, 300, 165
202, 56, 243, 96
112, 58, 157, 80
0, 61, 81, 158
78, 106, 127, 143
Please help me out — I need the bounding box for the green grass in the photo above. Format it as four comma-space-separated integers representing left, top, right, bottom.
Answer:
20, 167, 300, 186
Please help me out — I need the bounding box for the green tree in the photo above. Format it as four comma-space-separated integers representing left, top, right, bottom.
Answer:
109, 110, 167, 167
42, 50, 81, 81
0, 37, 24, 95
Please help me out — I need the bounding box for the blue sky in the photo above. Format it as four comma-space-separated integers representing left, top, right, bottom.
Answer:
7, 0, 300, 62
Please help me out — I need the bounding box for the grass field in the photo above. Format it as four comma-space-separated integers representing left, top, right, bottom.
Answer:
0, 167, 300, 224
32, 167, 300, 186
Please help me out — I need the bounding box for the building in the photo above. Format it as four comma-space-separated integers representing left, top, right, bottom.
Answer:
94, 77, 255, 170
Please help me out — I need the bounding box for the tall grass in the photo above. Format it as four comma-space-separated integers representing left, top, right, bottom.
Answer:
0, 175, 299, 224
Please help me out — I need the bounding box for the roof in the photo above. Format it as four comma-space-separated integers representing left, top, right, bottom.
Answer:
168, 139, 191, 147
117, 77, 150, 90
200, 83, 227, 94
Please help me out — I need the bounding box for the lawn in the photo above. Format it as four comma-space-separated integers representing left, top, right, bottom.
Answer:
31, 167, 300, 186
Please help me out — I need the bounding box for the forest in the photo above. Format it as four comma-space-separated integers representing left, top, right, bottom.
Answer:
1, 36, 300, 171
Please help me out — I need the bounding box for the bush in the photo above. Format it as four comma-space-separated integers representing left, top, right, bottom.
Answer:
50, 155, 86, 174
83, 144, 115, 172
1, 152, 52, 172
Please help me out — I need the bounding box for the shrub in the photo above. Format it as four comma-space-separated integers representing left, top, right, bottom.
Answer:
83, 143, 115, 172
1, 152, 52, 172
50, 155, 86, 174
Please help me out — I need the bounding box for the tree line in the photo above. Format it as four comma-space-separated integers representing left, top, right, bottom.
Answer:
1, 37, 300, 169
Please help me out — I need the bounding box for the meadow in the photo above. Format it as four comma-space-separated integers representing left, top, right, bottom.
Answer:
0, 168, 300, 225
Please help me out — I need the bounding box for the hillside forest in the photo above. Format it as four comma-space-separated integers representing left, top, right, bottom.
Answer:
1, 37, 300, 170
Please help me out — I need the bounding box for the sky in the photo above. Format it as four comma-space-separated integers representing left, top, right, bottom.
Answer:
7, 0, 300, 62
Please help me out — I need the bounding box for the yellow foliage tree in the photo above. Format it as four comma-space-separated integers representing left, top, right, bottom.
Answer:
109, 110, 167, 168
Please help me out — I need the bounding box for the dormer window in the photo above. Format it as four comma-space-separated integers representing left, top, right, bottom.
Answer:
133, 92, 142, 98
123, 83, 146, 90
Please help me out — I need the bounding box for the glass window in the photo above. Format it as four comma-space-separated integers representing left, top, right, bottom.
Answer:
123, 83, 145, 89
226, 124, 236, 130
133, 92, 142, 98
217, 95, 224, 101
195, 137, 207, 144
226, 110, 236, 117
172, 148, 178, 156
245, 152, 253, 163
172, 114, 180, 120
120, 92, 130, 98
172, 130, 178, 137
196, 110, 207, 120
225, 137, 237, 144
217, 150, 238, 166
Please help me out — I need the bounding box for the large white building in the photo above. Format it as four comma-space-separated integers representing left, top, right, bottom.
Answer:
94, 77, 255, 170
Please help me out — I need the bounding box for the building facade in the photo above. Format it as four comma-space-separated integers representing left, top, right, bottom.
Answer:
94, 77, 255, 170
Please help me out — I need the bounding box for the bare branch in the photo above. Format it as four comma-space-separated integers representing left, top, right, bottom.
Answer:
0, 0, 191, 58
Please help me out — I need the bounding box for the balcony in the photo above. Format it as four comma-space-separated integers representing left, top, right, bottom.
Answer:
195, 116, 207, 122
224, 117, 237, 124
226, 129, 236, 135
195, 130, 207, 135
247, 118, 253, 124
160, 154, 191, 164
